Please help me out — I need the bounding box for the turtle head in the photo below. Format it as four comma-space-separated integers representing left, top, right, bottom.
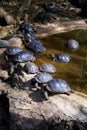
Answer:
51, 54, 56, 61
31, 56, 36, 62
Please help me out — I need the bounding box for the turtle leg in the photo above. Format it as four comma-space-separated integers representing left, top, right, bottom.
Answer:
65, 89, 75, 95
35, 82, 41, 90
65, 91, 71, 96
4, 52, 9, 61
44, 90, 49, 100
71, 89, 75, 93
42, 87, 49, 100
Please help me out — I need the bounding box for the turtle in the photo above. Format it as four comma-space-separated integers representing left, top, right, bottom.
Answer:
33, 72, 53, 89
13, 50, 35, 63
43, 79, 74, 99
18, 24, 36, 34
5, 46, 23, 56
42, 2, 59, 13
24, 33, 37, 43
51, 53, 71, 63
0, 40, 9, 48
4, 46, 23, 61
26, 41, 46, 53
39, 63, 56, 73
24, 62, 39, 74
47, 6, 59, 13
66, 39, 79, 51
8, 50, 35, 74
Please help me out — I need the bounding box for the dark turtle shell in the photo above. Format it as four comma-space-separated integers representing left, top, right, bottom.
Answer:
24, 62, 39, 74
0, 40, 9, 48
26, 41, 46, 53
46, 5, 59, 13
66, 39, 79, 50
42, 2, 59, 13
34, 72, 53, 83
5, 46, 22, 56
39, 63, 56, 73
52, 53, 71, 63
46, 79, 72, 94
24, 33, 37, 43
13, 50, 35, 63
18, 24, 35, 33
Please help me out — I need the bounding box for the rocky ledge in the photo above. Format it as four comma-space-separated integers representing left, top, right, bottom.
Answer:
0, 64, 87, 129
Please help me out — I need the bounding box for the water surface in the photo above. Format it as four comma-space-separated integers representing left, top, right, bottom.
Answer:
35, 29, 87, 94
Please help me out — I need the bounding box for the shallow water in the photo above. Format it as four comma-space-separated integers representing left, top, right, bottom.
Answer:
35, 29, 87, 94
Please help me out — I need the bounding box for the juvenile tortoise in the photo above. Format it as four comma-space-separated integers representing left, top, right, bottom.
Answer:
18, 24, 36, 34
51, 53, 71, 63
43, 79, 74, 99
12, 50, 35, 63
39, 63, 56, 74
25, 41, 46, 53
7, 50, 35, 74
24, 33, 37, 43
0, 40, 9, 48
66, 39, 79, 51
4, 46, 23, 61
33, 72, 53, 89
24, 62, 39, 74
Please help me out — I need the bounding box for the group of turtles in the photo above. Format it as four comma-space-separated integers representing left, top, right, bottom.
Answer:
18, 24, 46, 53
0, 23, 79, 99
33, 39, 79, 99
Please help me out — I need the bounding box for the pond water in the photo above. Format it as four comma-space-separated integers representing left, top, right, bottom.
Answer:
35, 29, 87, 94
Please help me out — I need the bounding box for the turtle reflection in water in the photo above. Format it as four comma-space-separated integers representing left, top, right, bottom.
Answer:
43, 79, 74, 100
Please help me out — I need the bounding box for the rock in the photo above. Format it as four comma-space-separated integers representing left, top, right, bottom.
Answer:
0, 72, 87, 129
0, 69, 9, 80
8, 71, 35, 90
8, 37, 23, 47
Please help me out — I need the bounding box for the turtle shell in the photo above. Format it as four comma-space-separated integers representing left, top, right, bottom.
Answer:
46, 6, 59, 13
26, 41, 46, 53
34, 72, 53, 83
5, 46, 22, 55
46, 79, 71, 93
24, 33, 37, 43
42, 2, 59, 13
56, 53, 71, 63
13, 50, 35, 63
0, 40, 9, 48
24, 62, 39, 74
18, 24, 35, 33
66, 39, 79, 50
39, 63, 56, 73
